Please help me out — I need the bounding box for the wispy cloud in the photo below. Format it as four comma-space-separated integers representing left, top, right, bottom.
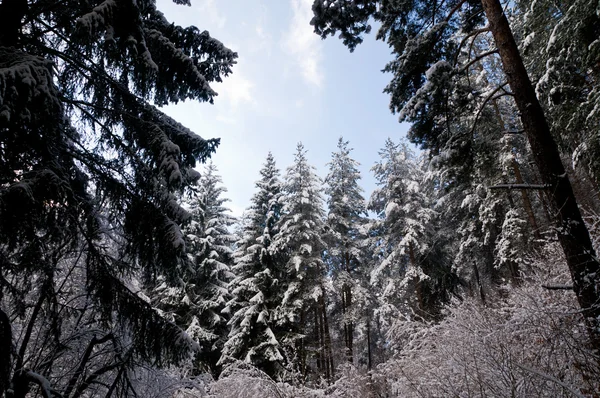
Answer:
282, 0, 324, 87
211, 66, 255, 124
219, 70, 254, 107
194, 0, 226, 29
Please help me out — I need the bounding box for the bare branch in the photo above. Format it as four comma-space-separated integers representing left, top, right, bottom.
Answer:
515, 363, 586, 398
458, 49, 499, 74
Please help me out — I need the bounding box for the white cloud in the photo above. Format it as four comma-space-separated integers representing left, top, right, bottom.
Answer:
282, 0, 324, 87
194, 0, 226, 29
209, 66, 256, 125
214, 68, 255, 108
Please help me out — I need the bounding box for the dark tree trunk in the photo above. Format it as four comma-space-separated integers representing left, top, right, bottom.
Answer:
319, 291, 334, 380
366, 311, 372, 371
481, 0, 600, 349
0, 308, 11, 397
314, 306, 325, 379
342, 252, 353, 363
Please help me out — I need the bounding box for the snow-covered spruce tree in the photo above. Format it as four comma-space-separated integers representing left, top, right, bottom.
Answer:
312, 0, 600, 349
324, 137, 368, 365
368, 139, 438, 318
219, 152, 285, 379
272, 143, 334, 382
153, 162, 236, 377
0, 0, 237, 393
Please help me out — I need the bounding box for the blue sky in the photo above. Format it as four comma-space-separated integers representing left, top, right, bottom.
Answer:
158, 0, 410, 215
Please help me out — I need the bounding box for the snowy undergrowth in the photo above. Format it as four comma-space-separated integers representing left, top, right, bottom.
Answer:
209, 242, 599, 397
370, 243, 598, 397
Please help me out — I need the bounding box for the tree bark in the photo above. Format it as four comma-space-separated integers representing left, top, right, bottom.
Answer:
0, 308, 11, 397
319, 290, 334, 380
342, 252, 353, 363
481, 0, 600, 349
366, 310, 372, 371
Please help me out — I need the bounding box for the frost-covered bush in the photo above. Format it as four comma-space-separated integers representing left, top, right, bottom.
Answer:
209, 361, 291, 398
209, 362, 376, 398
371, 243, 600, 397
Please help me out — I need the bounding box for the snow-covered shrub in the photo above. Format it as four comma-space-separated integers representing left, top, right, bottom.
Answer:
209, 361, 291, 398
371, 243, 600, 397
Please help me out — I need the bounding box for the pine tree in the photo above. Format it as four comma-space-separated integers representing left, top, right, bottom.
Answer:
273, 143, 333, 381
0, 0, 237, 392
154, 162, 236, 377
219, 152, 285, 379
324, 137, 367, 364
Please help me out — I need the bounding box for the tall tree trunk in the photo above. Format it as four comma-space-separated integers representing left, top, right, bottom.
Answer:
314, 307, 321, 376
0, 308, 11, 397
472, 259, 486, 304
481, 0, 600, 349
342, 252, 354, 363
299, 309, 306, 380
319, 290, 334, 380
366, 310, 372, 371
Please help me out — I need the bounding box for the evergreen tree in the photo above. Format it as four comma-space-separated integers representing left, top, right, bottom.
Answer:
0, 0, 236, 392
273, 143, 333, 381
369, 139, 436, 317
219, 153, 285, 378
324, 137, 367, 364
154, 162, 236, 377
